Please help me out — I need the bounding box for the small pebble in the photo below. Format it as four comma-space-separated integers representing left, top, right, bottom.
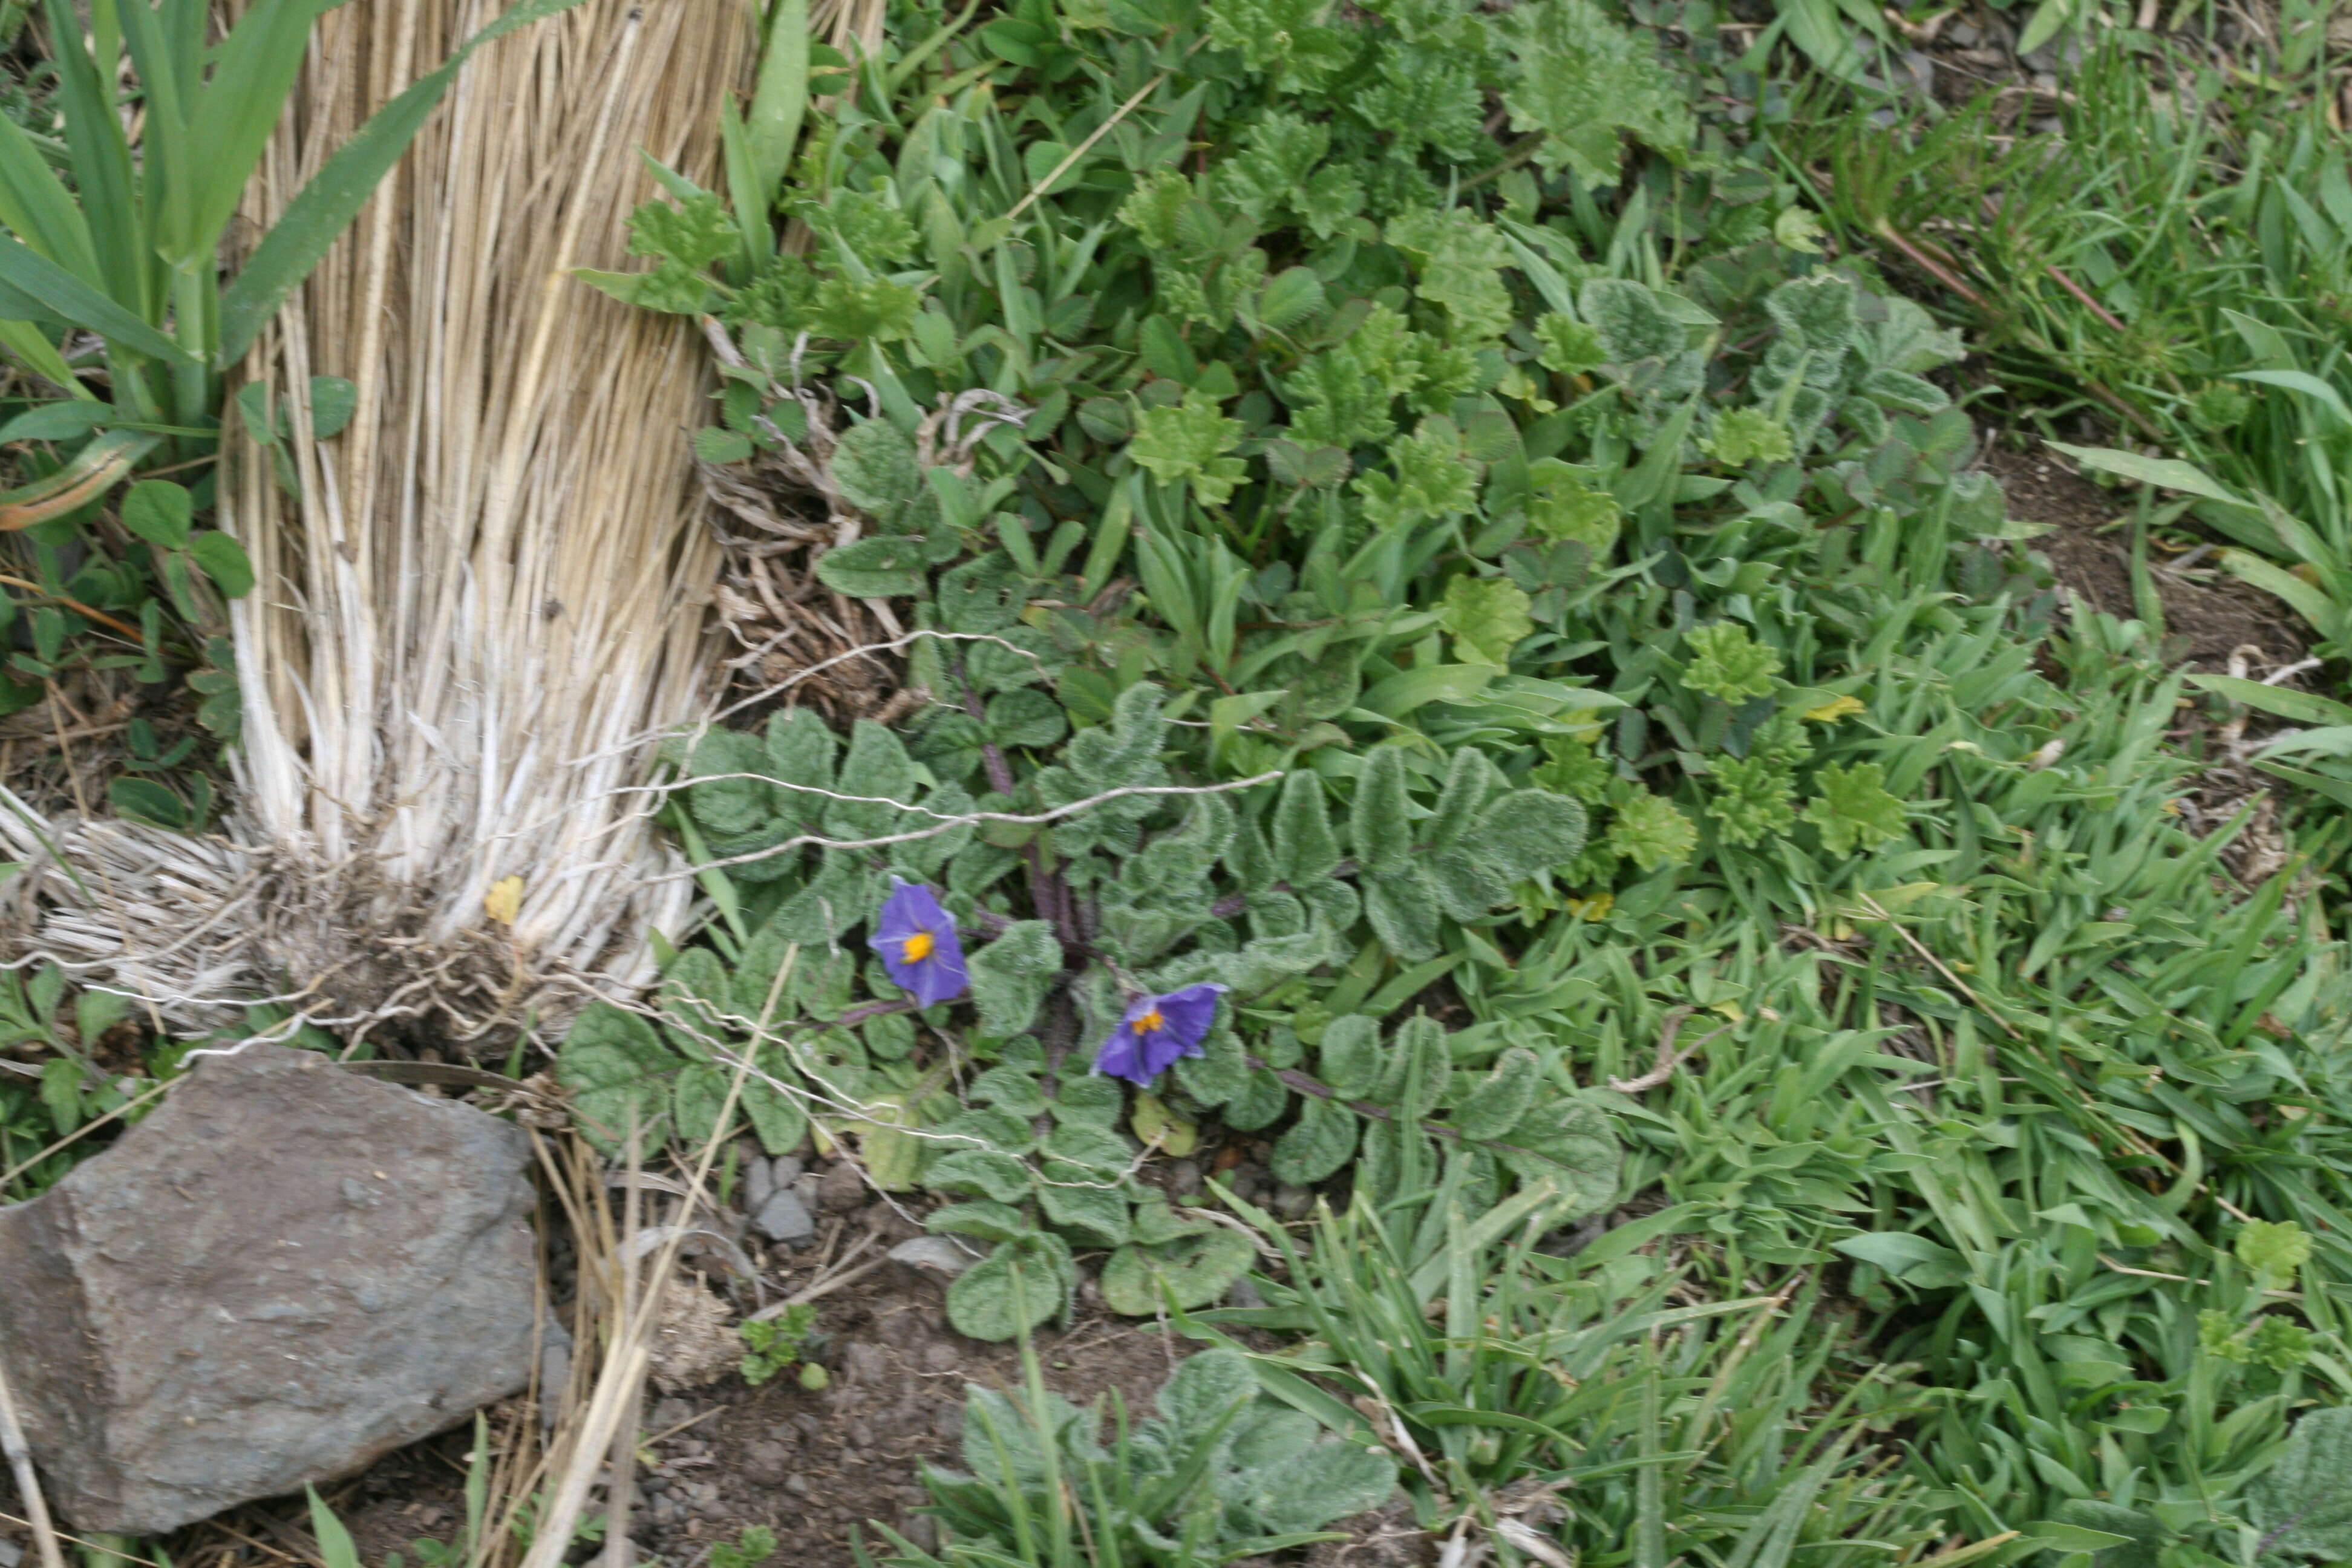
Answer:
1169, 1158, 1203, 1197
889, 1235, 982, 1279
815, 1162, 866, 1215
1, 1541, 24, 1568
754, 1189, 817, 1244
1226, 1277, 1266, 1309
650, 1397, 694, 1431
773, 1155, 805, 1186
784, 1474, 811, 1497
1272, 1183, 1313, 1220
743, 1153, 776, 1214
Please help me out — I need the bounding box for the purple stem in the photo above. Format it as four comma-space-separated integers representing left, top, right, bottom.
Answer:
952, 651, 1081, 953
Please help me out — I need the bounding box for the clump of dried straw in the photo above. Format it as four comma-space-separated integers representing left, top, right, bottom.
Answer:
0, 0, 793, 1045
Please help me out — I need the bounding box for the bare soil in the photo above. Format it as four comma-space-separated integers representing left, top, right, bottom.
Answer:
1985, 438, 2311, 670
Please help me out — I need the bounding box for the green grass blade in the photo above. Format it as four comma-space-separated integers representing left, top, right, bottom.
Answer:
0, 116, 98, 278
0, 317, 89, 391
41, 0, 149, 318
217, 0, 598, 365
717, 99, 769, 275
0, 233, 195, 363
116, 0, 197, 265
745, 0, 808, 215
175, 0, 325, 267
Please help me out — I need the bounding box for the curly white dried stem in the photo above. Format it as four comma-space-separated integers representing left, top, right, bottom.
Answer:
641, 770, 1284, 882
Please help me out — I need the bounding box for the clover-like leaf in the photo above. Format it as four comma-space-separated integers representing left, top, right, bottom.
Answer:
1681, 621, 1782, 701
1436, 574, 1534, 667
627, 194, 736, 269
2237, 1218, 2313, 1290
1702, 407, 1795, 466
1525, 460, 1622, 556
1578, 278, 1681, 364
1705, 754, 1798, 846
1500, 0, 1694, 188
1131, 388, 1249, 508
1316, 1013, 1383, 1099
1452, 1047, 1540, 1141
1607, 789, 1696, 871
1356, 417, 1480, 529
1765, 273, 1859, 357
1802, 760, 1907, 855
1534, 312, 1606, 375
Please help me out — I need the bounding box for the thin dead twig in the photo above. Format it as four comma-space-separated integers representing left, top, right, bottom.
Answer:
1607, 1005, 1732, 1094
0, 1352, 67, 1568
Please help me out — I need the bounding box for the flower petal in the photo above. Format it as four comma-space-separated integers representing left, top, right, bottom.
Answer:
1094, 1024, 1153, 1086
1150, 983, 1226, 1054
870, 880, 967, 1004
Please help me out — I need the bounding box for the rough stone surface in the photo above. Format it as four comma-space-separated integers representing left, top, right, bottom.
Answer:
752, 1189, 815, 1243
814, 1161, 864, 1215
0, 1044, 540, 1534
886, 1235, 982, 1280
741, 1147, 775, 1214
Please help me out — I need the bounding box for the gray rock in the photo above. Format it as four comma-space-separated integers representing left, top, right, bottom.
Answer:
840, 1342, 888, 1385
0, 1538, 22, 1568
887, 1235, 982, 1279
742, 1149, 775, 1214
753, 1189, 815, 1243
1272, 1183, 1313, 1220
0, 1044, 540, 1534
771, 1155, 804, 1187
538, 1320, 574, 1431
815, 1162, 864, 1215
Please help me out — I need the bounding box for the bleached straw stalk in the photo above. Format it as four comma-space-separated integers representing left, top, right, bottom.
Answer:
2, 0, 752, 1042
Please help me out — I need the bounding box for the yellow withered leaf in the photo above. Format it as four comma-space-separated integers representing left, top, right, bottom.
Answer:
484, 875, 524, 924
1131, 1091, 1198, 1158
1804, 694, 1866, 724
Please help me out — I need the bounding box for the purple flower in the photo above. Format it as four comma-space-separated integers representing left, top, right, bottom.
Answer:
871, 880, 967, 1007
1093, 984, 1227, 1086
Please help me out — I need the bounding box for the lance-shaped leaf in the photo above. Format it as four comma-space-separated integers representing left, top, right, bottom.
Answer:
1349, 743, 1416, 876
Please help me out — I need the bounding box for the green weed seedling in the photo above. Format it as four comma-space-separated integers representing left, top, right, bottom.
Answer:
709, 1525, 780, 1568
739, 1302, 828, 1389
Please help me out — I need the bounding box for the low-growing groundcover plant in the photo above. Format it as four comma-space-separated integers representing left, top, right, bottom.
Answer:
564, 671, 1616, 1340
551, 0, 2352, 1557
863, 1344, 1397, 1567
